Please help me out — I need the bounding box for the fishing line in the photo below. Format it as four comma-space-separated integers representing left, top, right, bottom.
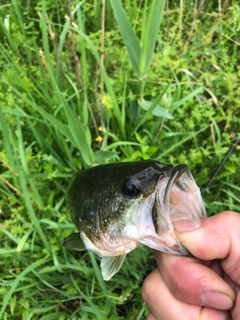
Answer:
202, 138, 240, 195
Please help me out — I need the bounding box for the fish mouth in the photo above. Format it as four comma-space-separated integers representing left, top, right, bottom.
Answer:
153, 164, 206, 235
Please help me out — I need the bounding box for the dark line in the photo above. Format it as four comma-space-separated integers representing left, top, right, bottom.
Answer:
202, 138, 240, 195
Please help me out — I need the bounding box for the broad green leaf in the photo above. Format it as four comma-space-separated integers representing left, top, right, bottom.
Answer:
139, 99, 173, 119
94, 150, 118, 162
104, 141, 141, 150
133, 85, 170, 133
224, 161, 236, 173
140, 0, 166, 76
110, 0, 141, 78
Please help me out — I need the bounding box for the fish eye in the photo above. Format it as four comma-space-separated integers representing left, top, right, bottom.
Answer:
123, 184, 140, 197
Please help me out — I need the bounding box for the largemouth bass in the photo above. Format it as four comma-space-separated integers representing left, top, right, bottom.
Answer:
63, 160, 206, 280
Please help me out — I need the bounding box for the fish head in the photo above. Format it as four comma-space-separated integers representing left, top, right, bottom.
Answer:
66, 161, 170, 254
66, 160, 206, 256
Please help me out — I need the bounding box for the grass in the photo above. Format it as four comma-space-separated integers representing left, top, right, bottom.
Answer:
0, 0, 240, 319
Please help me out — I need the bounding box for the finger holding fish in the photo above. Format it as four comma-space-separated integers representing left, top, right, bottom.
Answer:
143, 212, 240, 319
142, 264, 232, 320
151, 251, 234, 309
174, 211, 240, 318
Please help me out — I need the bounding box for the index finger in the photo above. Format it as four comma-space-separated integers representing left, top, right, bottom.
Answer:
154, 251, 234, 309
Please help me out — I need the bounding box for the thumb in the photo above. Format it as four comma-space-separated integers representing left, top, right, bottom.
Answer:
173, 211, 240, 284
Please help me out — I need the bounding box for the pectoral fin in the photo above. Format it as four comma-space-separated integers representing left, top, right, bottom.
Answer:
63, 232, 86, 251
100, 255, 126, 281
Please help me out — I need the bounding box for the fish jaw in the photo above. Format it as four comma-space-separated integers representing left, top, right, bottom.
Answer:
137, 165, 207, 255
138, 233, 186, 255
80, 231, 139, 258
80, 192, 171, 257
125, 190, 188, 254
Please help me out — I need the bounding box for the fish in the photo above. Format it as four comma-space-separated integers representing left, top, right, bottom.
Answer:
63, 160, 206, 280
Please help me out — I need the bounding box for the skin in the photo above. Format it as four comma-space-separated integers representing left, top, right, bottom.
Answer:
142, 211, 240, 320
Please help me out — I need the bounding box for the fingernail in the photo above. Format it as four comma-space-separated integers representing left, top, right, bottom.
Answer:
200, 291, 234, 309
173, 219, 202, 232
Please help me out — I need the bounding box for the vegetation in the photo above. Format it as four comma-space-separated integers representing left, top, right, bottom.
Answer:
0, 0, 239, 318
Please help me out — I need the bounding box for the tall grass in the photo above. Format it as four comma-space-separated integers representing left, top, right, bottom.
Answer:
0, 0, 239, 319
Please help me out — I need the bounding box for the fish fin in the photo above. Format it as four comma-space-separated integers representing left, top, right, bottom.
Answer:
62, 232, 86, 251
100, 255, 126, 281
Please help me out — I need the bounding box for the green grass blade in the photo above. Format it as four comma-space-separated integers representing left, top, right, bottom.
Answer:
6, 86, 93, 166
63, 105, 94, 166
0, 1, 239, 318
0, 107, 16, 176
109, 0, 141, 78
140, 0, 166, 76
103, 70, 126, 138
70, 273, 106, 320
156, 125, 209, 160
0, 257, 51, 318
71, 27, 125, 138
0, 108, 51, 253
170, 87, 203, 113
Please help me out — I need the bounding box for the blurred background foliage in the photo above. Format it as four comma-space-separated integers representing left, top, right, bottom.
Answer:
0, 0, 239, 319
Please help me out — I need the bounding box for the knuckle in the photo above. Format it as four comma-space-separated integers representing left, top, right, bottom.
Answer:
142, 271, 157, 302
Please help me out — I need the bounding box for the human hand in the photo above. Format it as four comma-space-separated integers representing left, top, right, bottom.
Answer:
142, 211, 240, 320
